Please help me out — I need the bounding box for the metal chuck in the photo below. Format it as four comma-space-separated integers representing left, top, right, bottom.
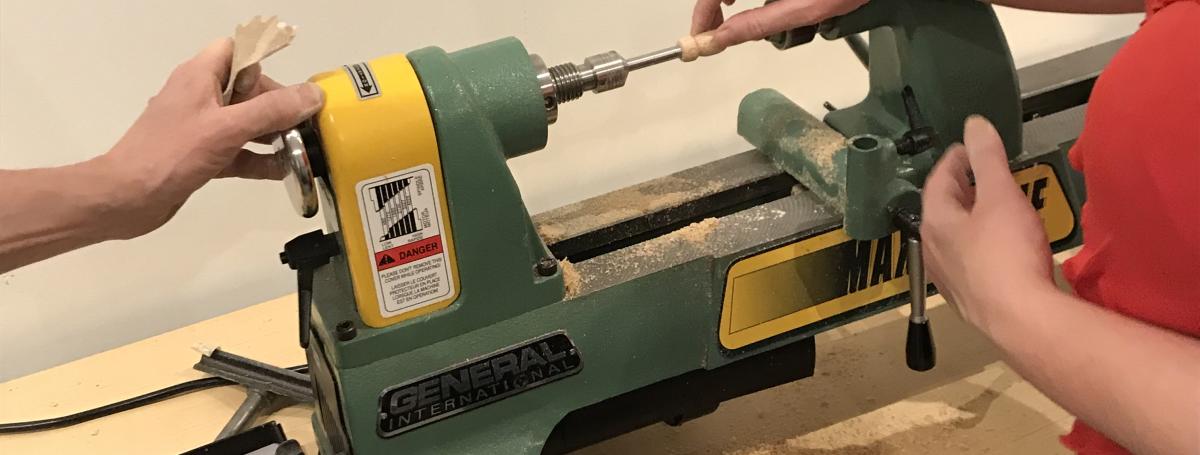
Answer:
531, 44, 684, 124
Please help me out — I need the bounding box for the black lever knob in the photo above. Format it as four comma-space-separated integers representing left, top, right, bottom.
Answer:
894, 208, 936, 372
895, 86, 938, 156
280, 230, 341, 349
906, 319, 935, 371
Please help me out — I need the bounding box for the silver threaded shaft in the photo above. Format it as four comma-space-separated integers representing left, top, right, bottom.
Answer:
548, 63, 585, 103
533, 44, 682, 123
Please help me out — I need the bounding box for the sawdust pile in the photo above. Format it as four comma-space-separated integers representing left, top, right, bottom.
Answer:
676, 217, 720, 243
723, 349, 1008, 455
723, 380, 995, 455
782, 126, 845, 182
560, 259, 583, 299
629, 217, 720, 258
727, 408, 981, 455
538, 224, 570, 245
777, 126, 847, 211
557, 218, 721, 299
535, 178, 726, 244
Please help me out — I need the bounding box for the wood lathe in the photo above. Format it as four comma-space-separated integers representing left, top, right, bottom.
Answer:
256, 1, 1108, 453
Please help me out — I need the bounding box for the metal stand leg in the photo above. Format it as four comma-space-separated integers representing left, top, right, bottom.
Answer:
217, 389, 274, 440
193, 348, 313, 441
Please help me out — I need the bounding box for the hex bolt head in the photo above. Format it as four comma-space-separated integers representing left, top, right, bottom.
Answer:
335, 321, 357, 341
536, 257, 559, 277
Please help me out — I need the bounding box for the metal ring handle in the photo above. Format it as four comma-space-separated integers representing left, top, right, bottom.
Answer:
274, 128, 319, 218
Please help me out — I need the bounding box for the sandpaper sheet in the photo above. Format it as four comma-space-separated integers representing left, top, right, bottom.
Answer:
222, 16, 296, 105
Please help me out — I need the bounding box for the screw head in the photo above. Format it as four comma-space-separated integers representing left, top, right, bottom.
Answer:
535, 257, 559, 277
335, 321, 357, 341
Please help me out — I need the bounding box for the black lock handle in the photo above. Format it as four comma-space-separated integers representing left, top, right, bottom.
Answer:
279, 230, 340, 349
895, 86, 939, 156
894, 208, 935, 372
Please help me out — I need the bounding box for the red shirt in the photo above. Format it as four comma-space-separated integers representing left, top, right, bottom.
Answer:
1060, 1, 1200, 453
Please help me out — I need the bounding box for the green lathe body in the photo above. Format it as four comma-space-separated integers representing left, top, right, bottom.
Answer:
286, 2, 1097, 453
740, 0, 1022, 240
306, 39, 820, 455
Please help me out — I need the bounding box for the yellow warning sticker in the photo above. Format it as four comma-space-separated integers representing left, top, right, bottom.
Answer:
313, 54, 460, 328
718, 163, 1076, 349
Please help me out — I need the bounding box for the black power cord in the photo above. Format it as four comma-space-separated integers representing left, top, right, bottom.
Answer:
0, 365, 308, 434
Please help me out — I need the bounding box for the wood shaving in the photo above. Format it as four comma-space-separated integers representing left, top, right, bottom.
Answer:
779, 127, 844, 187
557, 218, 721, 298
627, 217, 720, 259
676, 217, 720, 243
777, 126, 847, 211
561, 259, 583, 299
536, 178, 726, 244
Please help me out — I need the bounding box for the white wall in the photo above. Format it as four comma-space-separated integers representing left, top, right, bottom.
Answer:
0, 1, 1138, 380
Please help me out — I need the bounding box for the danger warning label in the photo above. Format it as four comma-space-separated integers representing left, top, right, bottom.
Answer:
356, 164, 454, 317
375, 236, 443, 271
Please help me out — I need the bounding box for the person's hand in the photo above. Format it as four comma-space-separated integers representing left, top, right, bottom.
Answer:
98, 38, 323, 239
920, 116, 1057, 332
691, 0, 868, 47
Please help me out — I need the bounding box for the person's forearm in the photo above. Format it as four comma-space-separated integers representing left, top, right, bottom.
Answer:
0, 156, 133, 272
983, 286, 1200, 455
985, 0, 1145, 13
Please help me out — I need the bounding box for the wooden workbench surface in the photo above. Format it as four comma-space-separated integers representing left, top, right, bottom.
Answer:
0, 282, 1075, 454
0, 295, 314, 454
